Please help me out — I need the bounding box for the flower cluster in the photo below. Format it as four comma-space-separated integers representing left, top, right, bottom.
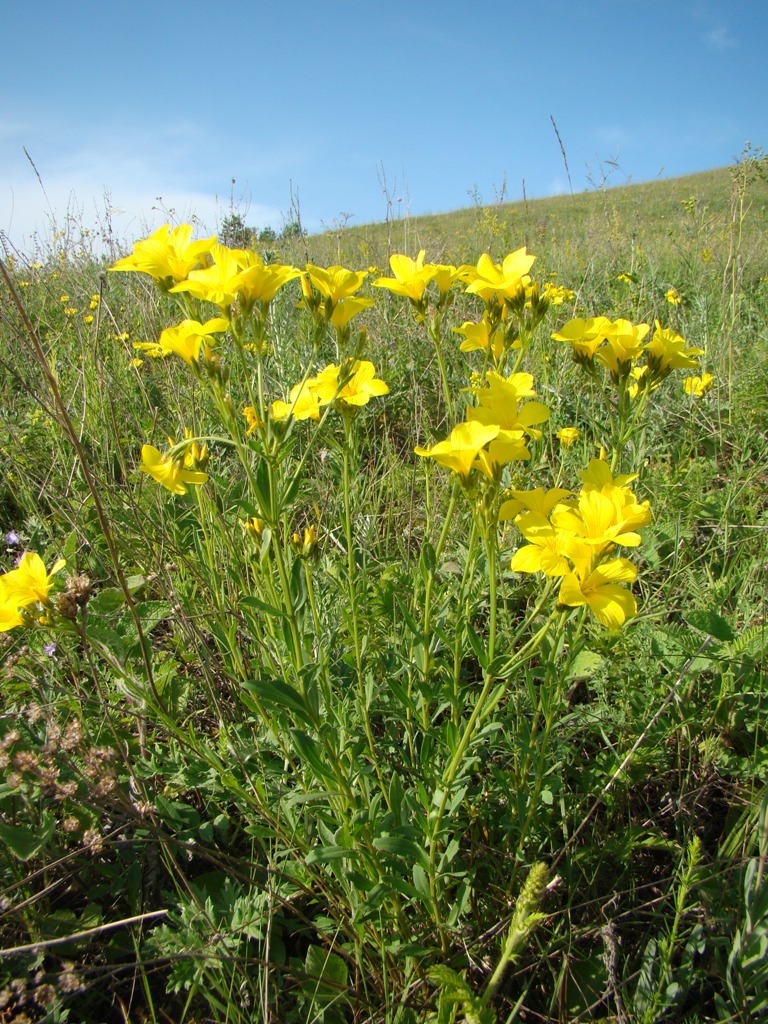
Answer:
270, 360, 389, 422
553, 316, 706, 392
506, 460, 652, 629
415, 370, 549, 482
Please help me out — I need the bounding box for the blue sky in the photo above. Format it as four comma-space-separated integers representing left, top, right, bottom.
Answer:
2, 0, 765, 253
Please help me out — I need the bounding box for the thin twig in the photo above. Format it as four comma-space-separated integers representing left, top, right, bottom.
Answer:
0, 910, 168, 957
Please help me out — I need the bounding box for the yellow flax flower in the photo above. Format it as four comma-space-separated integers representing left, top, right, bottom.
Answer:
309, 360, 389, 410
558, 557, 638, 630
329, 296, 374, 329
499, 487, 573, 522
557, 426, 581, 448
172, 428, 209, 470
373, 250, 437, 302
684, 373, 714, 396
542, 282, 575, 305
428, 263, 467, 298
304, 264, 367, 303
596, 319, 650, 375
139, 444, 208, 495
232, 257, 302, 308
551, 316, 614, 360
0, 553, 66, 631
271, 381, 321, 422
110, 224, 215, 287
156, 318, 229, 367
463, 248, 536, 303
510, 513, 573, 576
645, 321, 703, 373
552, 487, 651, 552
242, 407, 264, 435
170, 245, 242, 310
453, 319, 505, 361
579, 459, 638, 493
469, 371, 550, 441
415, 421, 499, 483
665, 288, 683, 305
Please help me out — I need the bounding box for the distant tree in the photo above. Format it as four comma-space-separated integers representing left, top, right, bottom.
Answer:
219, 212, 257, 249
281, 219, 303, 240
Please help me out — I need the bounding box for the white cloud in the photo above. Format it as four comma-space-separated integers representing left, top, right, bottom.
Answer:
0, 127, 290, 255
703, 25, 737, 49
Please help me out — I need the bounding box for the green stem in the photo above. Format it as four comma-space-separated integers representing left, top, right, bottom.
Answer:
341, 416, 387, 804
428, 314, 455, 426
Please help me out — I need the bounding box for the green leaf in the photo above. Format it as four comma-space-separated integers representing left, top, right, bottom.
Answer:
373, 835, 430, 871
685, 609, 735, 642
89, 587, 126, 616
239, 595, 288, 620
0, 816, 55, 860
304, 944, 348, 991
306, 845, 361, 865
242, 677, 314, 726
466, 622, 488, 670
566, 650, 605, 680
290, 730, 336, 782
420, 540, 437, 578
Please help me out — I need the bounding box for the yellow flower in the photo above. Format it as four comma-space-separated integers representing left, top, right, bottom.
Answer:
617, 273, 634, 284
242, 407, 264, 435
309, 360, 389, 410
0, 553, 66, 631
498, 487, 573, 521
139, 444, 208, 495
156, 318, 229, 367
271, 381, 321, 422
231, 257, 302, 308
558, 557, 638, 630
169, 244, 242, 310
453, 318, 505, 361
241, 516, 265, 540
173, 428, 209, 470
415, 421, 499, 482
291, 525, 319, 559
552, 487, 651, 553
329, 296, 374, 329
684, 373, 714, 396
557, 426, 581, 448
463, 248, 536, 303
552, 316, 613, 359
596, 319, 650, 375
110, 224, 215, 286
645, 321, 703, 372
665, 288, 682, 305
542, 282, 575, 305
304, 264, 367, 303
469, 371, 549, 441
373, 250, 436, 302
428, 263, 467, 297
510, 513, 573, 576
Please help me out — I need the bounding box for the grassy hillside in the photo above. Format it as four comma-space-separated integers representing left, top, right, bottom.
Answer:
0, 153, 767, 1023
297, 164, 768, 278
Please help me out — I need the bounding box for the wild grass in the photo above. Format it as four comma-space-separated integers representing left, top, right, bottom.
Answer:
0, 152, 767, 1024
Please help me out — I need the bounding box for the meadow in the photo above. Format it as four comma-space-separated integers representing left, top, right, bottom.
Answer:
0, 150, 767, 1023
